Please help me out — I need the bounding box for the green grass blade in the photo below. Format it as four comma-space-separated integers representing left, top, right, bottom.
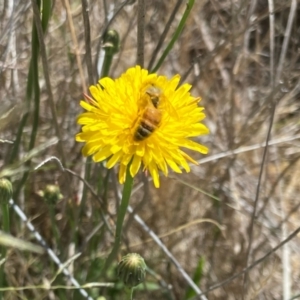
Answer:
151, 0, 195, 73
184, 256, 205, 299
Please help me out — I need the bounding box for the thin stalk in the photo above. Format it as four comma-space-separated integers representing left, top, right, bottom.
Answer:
0, 205, 9, 234
100, 168, 111, 211
128, 205, 208, 299
79, 157, 92, 221
101, 167, 134, 275
147, 0, 183, 71
137, 0, 145, 67
8, 2, 37, 165
13, 0, 41, 198
47, 203, 60, 250
63, 0, 86, 93
0, 203, 10, 299
101, 50, 114, 78
193, 224, 300, 298
8, 66, 32, 164
95, 0, 134, 77
81, 0, 94, 84
151, 0, 195, 73
7, 0, 46, 165
14, 0, 51, 197
124, 287, 134, 300
243, 0, 298, 290
31, 0, 67, 167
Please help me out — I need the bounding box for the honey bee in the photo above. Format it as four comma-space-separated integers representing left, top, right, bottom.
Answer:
133, 87, 163, 141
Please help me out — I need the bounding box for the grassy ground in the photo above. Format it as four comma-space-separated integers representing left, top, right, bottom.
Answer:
1, 0, 300, 299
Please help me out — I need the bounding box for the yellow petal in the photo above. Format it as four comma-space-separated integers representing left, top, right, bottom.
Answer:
119, 164, 127, 184
107, 151, 122, 168
165, 157, 182, 173
148, 163, 160, 188
187, 123, 210, 137
82, 141, 103, 156
136, 143, 145, 156
182, 140, 209, 154
130, 155, 142, 177
93, 146, 113, 162
180, 150, 199, 165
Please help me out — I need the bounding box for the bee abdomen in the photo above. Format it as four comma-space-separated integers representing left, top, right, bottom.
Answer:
134, 120, 156, 141
133, 107, 162, 141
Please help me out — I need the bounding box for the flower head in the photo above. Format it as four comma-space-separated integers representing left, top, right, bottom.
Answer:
76, 66, 209, 187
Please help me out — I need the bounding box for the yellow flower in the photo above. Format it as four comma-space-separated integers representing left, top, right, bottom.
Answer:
76, 66, 209, 188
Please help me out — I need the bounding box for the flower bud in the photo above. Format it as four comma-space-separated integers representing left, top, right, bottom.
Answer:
38, 184, 63, 205
118, 253, 147, 288
102, 29, 120, 55
0, 178, 13, 204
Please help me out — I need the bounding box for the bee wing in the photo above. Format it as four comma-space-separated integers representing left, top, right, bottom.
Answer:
162, 97, 179, 120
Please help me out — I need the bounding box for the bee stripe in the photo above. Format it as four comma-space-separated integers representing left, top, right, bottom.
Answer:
133, 100, 162, 141
140, 120, 155, 131
134, 120, 155, 140
134, 128, 152, 140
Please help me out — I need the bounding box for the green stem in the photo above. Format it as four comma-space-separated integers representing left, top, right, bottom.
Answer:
101, 167, 134, 275
13, 0, 51, 198
14, 18, 40, 198
101, 51, 114, 78
0, 203, 10, 299
124, 287, 134, 300
48, 203, 60, 249
151, 0, 195, 73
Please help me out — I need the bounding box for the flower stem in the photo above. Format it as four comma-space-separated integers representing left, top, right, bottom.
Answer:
124, 287, 134, 300
47, 203, 60, 250
0, 202, 10, 299
151, 0, 195, 73
101, 167, 134, 275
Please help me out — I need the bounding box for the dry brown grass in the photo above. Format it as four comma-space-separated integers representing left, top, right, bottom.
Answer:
1, 0, 300, 299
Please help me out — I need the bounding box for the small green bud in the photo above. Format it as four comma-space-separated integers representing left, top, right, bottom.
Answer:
0, 178, 13, 204
102, 29, 120, 55
118, 253, 147, 288
38, 184, 63, 205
